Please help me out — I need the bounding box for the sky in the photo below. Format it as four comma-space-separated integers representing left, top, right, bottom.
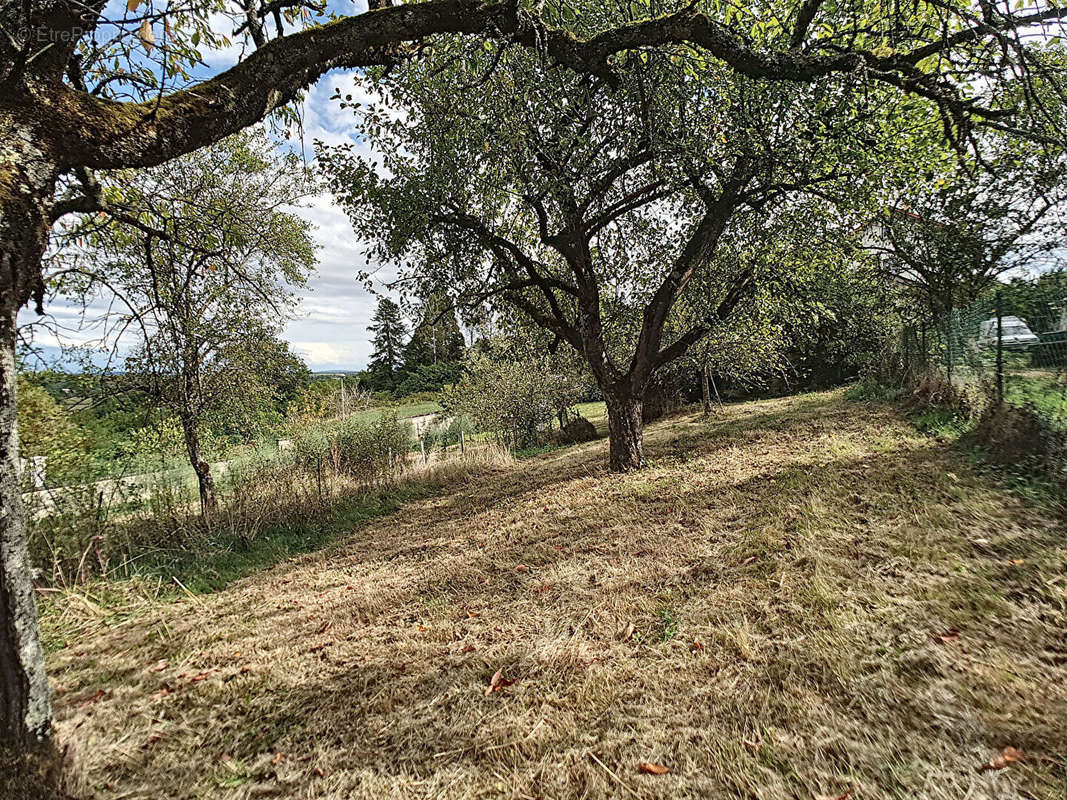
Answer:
278, 72, 398, 372
18, 1, 395, 374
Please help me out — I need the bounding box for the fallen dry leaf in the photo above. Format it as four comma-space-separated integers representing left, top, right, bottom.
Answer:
638, 762, 670, 775
272, 752, 285, 764
484, 667, 517, 696
618, 622, 635, 642
977, 746, 1024, 772
312, 766, 324, 777
933, 629, 961, 643
137, 19, 154, 52
515, 564, 529, 572
79, 689, 107, 708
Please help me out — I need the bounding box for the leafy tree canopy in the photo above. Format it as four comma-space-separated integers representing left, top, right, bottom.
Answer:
320, 8, 952, 467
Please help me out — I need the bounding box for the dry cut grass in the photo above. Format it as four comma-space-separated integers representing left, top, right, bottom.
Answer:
44, 391, 1067, 799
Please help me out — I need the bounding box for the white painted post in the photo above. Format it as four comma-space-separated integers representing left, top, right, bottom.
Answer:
460, 429, 465, 454
29, 456, 46, 489
420, 437, 427, 464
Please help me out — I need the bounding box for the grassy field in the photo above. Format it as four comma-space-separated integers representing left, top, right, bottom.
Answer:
349, 399, 442, 425
43, 391, 1067, 799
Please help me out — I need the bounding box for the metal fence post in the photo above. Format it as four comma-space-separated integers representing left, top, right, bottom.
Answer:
995, 291, 1004, 404
460, 429, 465, 454
945, 315, 954, 382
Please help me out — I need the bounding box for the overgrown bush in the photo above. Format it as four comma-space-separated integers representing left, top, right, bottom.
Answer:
441, 349, 586, 449
421, 414, 474, 451
973, 400, 1067, 475
291, 413, 413, 483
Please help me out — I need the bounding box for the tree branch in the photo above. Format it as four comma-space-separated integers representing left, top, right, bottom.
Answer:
29, 0, 1064, 171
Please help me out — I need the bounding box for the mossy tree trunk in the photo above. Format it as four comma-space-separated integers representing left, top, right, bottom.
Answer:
0, 167, 54, 747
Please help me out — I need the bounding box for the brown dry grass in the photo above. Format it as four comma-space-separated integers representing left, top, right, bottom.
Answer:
43, 391, 1067, 799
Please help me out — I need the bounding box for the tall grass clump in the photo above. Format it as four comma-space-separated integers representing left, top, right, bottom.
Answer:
291, 412, 413, 484
28, 414, 417, 586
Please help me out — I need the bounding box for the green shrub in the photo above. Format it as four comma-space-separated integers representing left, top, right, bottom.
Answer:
291, 413, 413, 484
441, 349, 586, 449
16, 376, 92, 487
420, 415, 474, 451
843, 379, 903, 403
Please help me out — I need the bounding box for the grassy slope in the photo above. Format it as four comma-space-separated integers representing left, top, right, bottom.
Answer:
45, 391, 1066, 799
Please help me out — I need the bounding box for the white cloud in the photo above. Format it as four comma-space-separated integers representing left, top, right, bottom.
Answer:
20, 55, 406, 374
283, 193, 399, 371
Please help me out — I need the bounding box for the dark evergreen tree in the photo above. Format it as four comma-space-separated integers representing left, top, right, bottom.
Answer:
402, 295, 466, 372
367, 298, 407, 390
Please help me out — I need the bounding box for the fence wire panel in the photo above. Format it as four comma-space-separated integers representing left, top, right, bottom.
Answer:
906, 291, 1067, 434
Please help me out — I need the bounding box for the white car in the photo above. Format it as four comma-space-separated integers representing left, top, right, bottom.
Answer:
978, 316, 1040, 349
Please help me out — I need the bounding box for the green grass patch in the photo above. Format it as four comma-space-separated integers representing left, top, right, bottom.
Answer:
513, 442, 563, 459
348, 399, 442, 425
1005, 373, 1067, 430
912, 406, 971, 438
843, 380, 904, 403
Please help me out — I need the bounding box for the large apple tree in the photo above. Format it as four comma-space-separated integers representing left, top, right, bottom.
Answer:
321, 4, 1066, 470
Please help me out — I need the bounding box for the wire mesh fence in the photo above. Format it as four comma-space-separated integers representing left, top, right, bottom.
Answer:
900, 288, 1067, 439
